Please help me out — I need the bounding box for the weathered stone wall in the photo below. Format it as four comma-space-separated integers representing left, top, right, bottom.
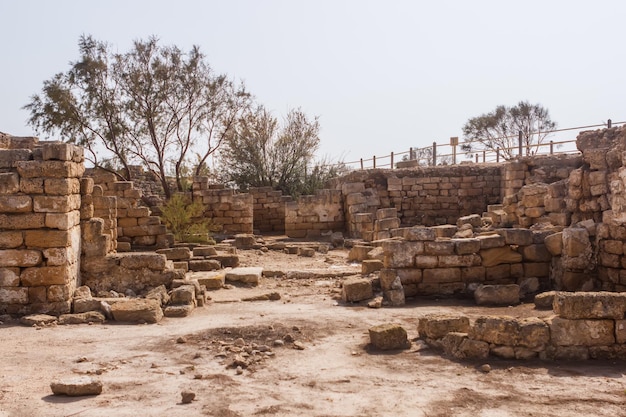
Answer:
250, 187, 292, 233
419, 292, 626, 361
192, 177, 253, 235
379, 226, 552, 298
285, 189, 344, 238
0, 139, 84, 315
87, 169, 169, 251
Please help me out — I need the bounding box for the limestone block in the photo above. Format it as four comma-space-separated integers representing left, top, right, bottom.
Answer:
117, 217, 137, 228
50, 377, 102, 396
119, 253, 167, 270
21, 265, 73, 286
58, 311, 106, 325
457, 214, 482, 228
476, 234, 505, 249
422, 268, 461, 283
225, 267, 263, 285
521, 244, 551, 262
418, 314, 470, 339
110, 298, 163, 323
20, 178, 44, 194
375, 218, 400, 232
453, 238, 480, 255
0, 195, 32, 212
41, 143, 83, 162
544, 232, 563, 256
367, 246, 384, 261
0, 172, 20, 194
382, 240, 423, 268
33, 195, 81, 213
470, 316, 520, 345
442, 332, 489, 360
524, 262, 549, 278
534, 291, 556, 309
480, 246, 522, 267
80, 177, 94, 195
25, 229, 74, 248
430, 225, 457, 239
497, 229, 533, 246
548, 317, 615, 346
518, 277, 540, 297
188, 259, 221, 272
368, 323, 409, 350
384, 286, 405, 306
0, 249, 42, 267
553, 291, 626, 320
297, 247, 316, 257
341, 277, 373, 302
156, 247, 191, 261
44, 178, 80, 195
424, 240, 454, 255
517, 317, 550, 349
16, 160, 85, 179
196, 272, 225, 289
562, 227, 590, 257
169, 285, 196, 305
0, 267, 20, 286
209, 255, 239, 268
362, 259, 383, 275
73, 298, 109, 314
137, 216, 161, 226
602, 239, 624, 255
474, 284, 520, 306
45, 211, 81, 230
438, 254, 480, 268
0, 231, 23, 249
43, 247, 77, 266
193, 246, 218, 257
164, 304, 195, 317
376, 208, 397, 220
461, 266, 485, 283
415, 255, 438, 268
0, 287, 29, 304
234, 233, 256, 249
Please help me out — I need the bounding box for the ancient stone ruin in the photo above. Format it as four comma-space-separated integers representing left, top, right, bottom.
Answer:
2, 126, 626, 361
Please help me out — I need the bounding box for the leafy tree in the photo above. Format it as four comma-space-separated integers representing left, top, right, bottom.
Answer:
461, 101, 556, 160
219, 106, 343, 197
25, 35, 249, 198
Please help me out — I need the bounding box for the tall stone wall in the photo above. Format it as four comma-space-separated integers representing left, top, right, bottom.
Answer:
0, 140, 84, 315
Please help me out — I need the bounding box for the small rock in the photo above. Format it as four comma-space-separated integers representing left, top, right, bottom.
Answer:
273, 339, 285, 347
368, 296, 383, 309
480, 364, 492, 373
236, 366, 244, 375
181, 390, 195, 404
283, 334, 294, 343
234, 338, 245, 347
177, 336, 187, 344
293, 341, 305, 350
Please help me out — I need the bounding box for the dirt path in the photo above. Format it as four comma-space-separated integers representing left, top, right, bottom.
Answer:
1, 245, 626, 417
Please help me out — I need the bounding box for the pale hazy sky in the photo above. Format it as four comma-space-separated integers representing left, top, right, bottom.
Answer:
1, 0, 624, 165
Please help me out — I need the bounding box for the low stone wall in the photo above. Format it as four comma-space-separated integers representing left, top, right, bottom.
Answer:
192, 177, 253, 235
285, 189, 344, 238
419, 292, 626, 360
0, 141, 84, 315
380, 226, 553, 298
250, 187, 292, 233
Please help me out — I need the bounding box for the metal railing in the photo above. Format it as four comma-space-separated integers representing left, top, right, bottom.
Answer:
339, 119, 624, 170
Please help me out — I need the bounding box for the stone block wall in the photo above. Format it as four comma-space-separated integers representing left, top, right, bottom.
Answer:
0, 140, 84, 315
419, 291, 626, 361
380, 226, 553, 298
192, 177, 253, 235
285, 189, 344, 238
250, 187, 292, 233
87, 169, 169, 250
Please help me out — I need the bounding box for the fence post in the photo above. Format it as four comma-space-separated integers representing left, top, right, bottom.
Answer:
360, 158, 363, 170
475, 154, 478, 163
550, 141, 554, 155
608, 119, 612, 128
496, 148, 500, 163
409, 147, 414, 160
518, 131, 523, 156
390, 152, 394, 169
482, 150, 486, 163
432, 142, 437, 166
373, 155, 376, 169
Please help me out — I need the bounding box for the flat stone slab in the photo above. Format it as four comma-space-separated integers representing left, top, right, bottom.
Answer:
50, 376, 103, 396
110, 299, 163, 324
58, 312, 106, 325
193, 271, 225, 289
369, 323, 409, 350
20, 314, 57, 326
225, 267, 263, 285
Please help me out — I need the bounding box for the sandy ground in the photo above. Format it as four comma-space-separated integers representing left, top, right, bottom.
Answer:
1, 241, 626, 417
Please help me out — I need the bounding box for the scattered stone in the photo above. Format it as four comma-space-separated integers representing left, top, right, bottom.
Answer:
164, 304, 194, 318
180, 390, 195, 404
367, 296, 383, 309
293, 341, 305, 350
368, 323, 409, 350
242, 292, 281, 301
480, 364, 492, 373
58, 311, 106, 325
273, 339, 285, 347
176, 336, 187, 344
534, 291, 556, 310
341, 278, 373, 302
73, 286, 92, 300
297, 247, 316, 257
225, 267, 263, 285
50, 377, 103, 396
474, 284, 520, 306
145, 285, 170, 306
362, 259, 384, 275
20, 314, 57, 326
110, 299, 163, 324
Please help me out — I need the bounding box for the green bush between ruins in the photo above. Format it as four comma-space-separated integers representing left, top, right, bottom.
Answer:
159, 193, 215, 244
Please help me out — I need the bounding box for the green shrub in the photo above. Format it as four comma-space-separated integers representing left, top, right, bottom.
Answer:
159, 194, 215, 244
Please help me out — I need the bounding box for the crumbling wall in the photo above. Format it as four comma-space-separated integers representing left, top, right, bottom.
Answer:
0, 139, 84, 315
192, 177, 253, 235
285, 189, 344, 238
250, 187, 292, 233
